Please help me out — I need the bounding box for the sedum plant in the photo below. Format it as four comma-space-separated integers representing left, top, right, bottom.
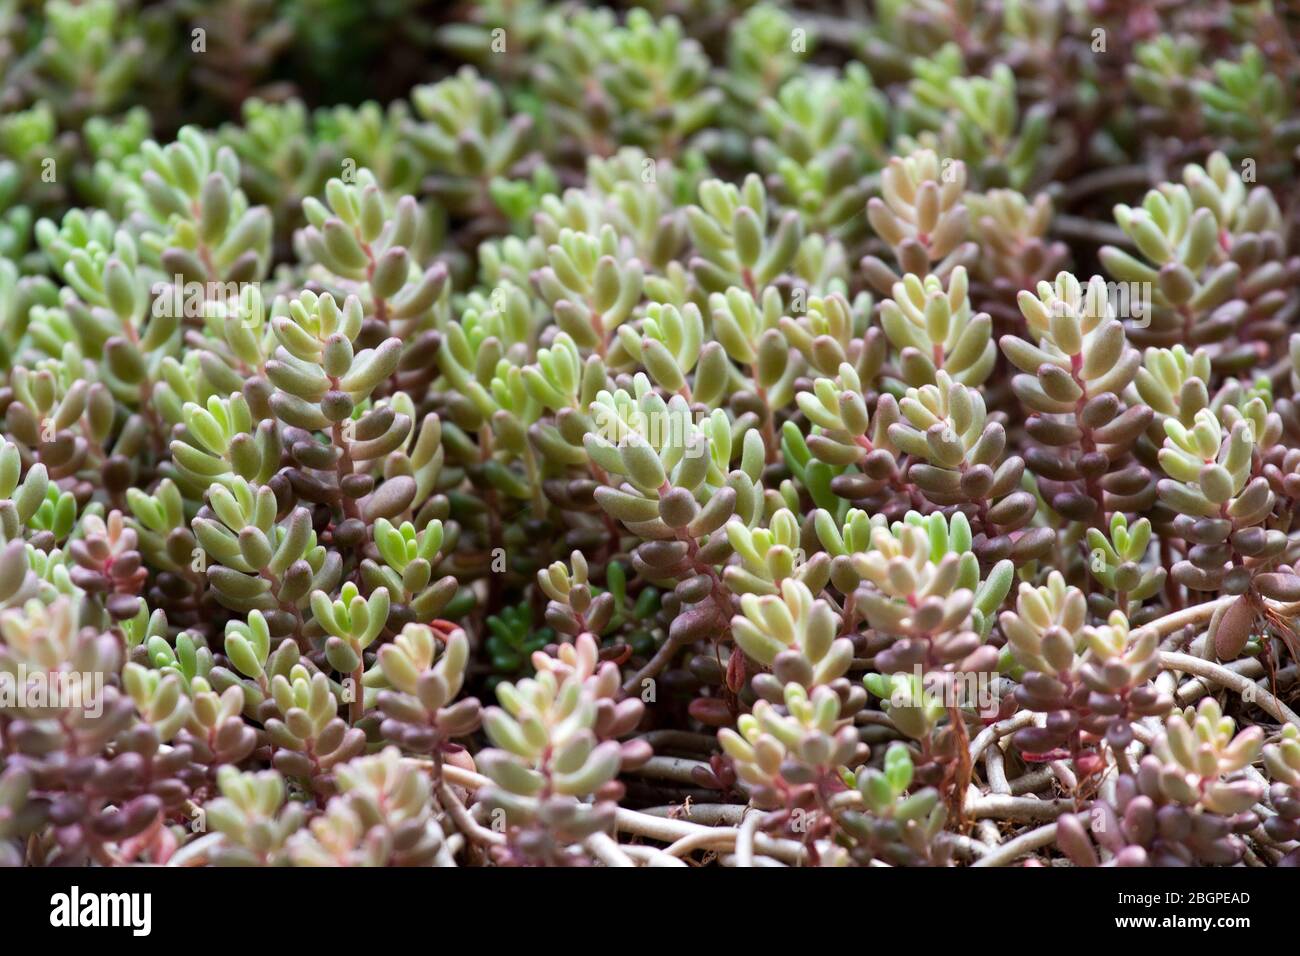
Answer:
1, 0, 1299, 874
1057, 699, 1264, 866
476, 633, 644, 865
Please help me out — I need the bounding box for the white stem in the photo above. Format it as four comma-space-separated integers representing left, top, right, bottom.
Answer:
734, 811, 763, 868
626, 755, 711, 784
965, 795, 1073, 822
585, 831, 637, 867
1159, 652, 1300, 727
969, 712, 1035, 762
972, 822, 1059, 867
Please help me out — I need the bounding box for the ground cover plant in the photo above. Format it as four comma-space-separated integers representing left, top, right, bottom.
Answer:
2, 0, 1300, 868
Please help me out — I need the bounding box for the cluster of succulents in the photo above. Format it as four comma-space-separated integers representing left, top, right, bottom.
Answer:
2, 0, 1300, 870
1057, 699, 1264, 866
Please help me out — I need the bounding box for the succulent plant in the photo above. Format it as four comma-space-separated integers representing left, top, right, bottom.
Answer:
1057, 699, 1264, 866
838, 743, 951, 866
862, 149, 977, 295
287, 747, 447, 866
476, 633, 645, 865
719, 681, 865, 810
0, 0, 1298, 874
1002, 271, 1153, 527
1001, 573, 1172, 767
204, 766, 306, 866
1263, 724, 1300, 865
878, 267, 995, 388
